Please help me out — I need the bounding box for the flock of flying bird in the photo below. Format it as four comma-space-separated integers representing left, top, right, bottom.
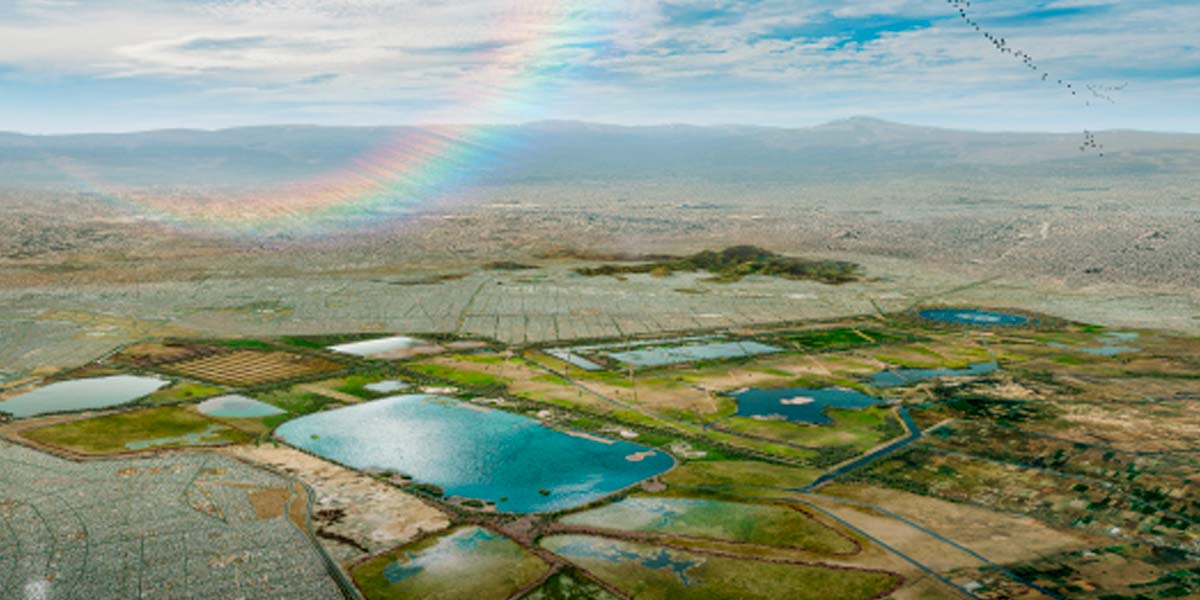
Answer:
944, 0, 1123, 157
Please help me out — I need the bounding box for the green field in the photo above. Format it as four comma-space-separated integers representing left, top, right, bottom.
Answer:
144, 381, 225, 404
719, 406, 902, 452
519, 570, 617, 600
23, 406, 249, 454
257, 388, 343, 415
408, 363, 508, 388
353, 527, 547, 600
560, 495, 857, 554
541, 535, 899, 600
661, 459, 821, 489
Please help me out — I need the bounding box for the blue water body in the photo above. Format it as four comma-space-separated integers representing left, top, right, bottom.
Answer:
383, 527, 499, 584
276, 395, 675, 512
732, 387, 883, 425
869, 362, 999, 387
607, 340, 783, 367
0, 375, 169, 418
919, 309, 1029, 326
196, 394, 285, 418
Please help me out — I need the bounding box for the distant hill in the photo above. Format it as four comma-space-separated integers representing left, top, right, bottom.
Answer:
1, 118, 1198, 189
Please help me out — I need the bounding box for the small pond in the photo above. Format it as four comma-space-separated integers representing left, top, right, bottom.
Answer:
196, 394, 286, 418
328, 335, 426, 357
919, 309, 1029, 326
363, 380, 412, 393
276, 395, 674, 512
731, 386, 884, 425
0, 375, 169, 418
868, 361, 999, 387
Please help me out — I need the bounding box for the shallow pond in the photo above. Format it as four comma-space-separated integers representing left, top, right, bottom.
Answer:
363, 380, 412, 393
383, 527, 500, 584
607, 340, 782, 368
1049, 332, 1141, 356
919, 308, 1029, 326
125, 424, 230, 450
327, 335, 425, 357
196, 394, 285, 418
868, 362, 999, 387
276, 395, 674, 512
0, 375, 169, 418
732, 387, 883, 425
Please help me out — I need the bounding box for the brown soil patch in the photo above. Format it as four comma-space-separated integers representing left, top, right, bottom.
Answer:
225, 445, 450, 563
248, 487, 290, 519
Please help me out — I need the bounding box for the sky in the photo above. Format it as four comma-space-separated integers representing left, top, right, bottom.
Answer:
1, 0, 1197, 134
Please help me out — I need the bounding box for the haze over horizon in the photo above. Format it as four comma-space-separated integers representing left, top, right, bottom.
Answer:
5, 115, 1200, 137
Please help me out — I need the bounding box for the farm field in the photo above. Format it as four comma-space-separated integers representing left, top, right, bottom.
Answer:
159, 349, 345, 386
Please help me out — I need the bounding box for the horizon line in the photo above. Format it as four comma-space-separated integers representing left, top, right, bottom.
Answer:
3, 116, 1198, 138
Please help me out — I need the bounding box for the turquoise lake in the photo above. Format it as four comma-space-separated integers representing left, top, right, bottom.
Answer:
732, 387, 883, 425
869, 361, 999, 387
276, 395, 675, 512
919, 309, 1029, 326
0, 375, 169, 418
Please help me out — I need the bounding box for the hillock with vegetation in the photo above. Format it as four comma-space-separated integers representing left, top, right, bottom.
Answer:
574, 245, 862, 284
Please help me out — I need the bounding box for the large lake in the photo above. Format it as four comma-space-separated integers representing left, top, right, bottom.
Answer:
0, 375, 169, 418
276, 395, 674, 512
919, 309, 1029, 326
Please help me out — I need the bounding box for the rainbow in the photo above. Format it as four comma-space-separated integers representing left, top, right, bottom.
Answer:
66, 3, 601, 237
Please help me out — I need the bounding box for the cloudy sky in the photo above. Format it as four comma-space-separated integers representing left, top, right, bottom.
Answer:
1, 0, 1196, 133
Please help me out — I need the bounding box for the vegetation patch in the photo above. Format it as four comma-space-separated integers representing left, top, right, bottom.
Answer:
575, 245, 862, 284
352, 526, 547, 600
541, 535, 900, 600
23, 406, 249, 454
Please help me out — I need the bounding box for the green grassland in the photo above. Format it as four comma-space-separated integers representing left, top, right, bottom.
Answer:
257, 388, 344, 415
661, 459, 821, 489
718, 406, 902, 452
144, 381, 224, 404
541, 535, 899, 600
23, 406, 250, 454
407, 362, 508, 388
559, 495, 857, 554
519, 569, 617, 600
352, 527, 547, 600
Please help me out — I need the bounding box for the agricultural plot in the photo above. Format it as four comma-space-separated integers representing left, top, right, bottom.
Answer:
21, 406, 251, 454
160, 350, 344, 386
541, 535, 902, 600
352, 526, 547, 600
0, 440, 342, 600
